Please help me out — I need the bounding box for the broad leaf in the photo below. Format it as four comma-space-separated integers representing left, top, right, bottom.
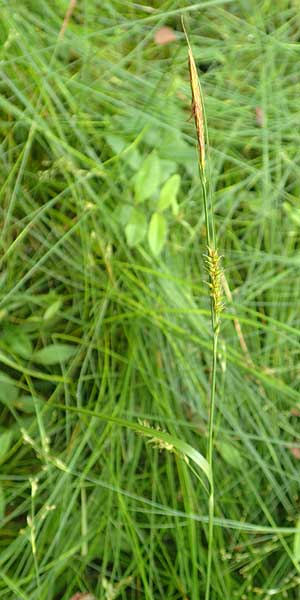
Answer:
125, 209, 147, 247
0, 372, 19, 405
114, 203, 132, 227
135, 151, 160, 203
33, 344, 76, 366
4, 327, 32, 359
148, 212, 167, 256
158, 173, 181, 211
15, 395, 36, 414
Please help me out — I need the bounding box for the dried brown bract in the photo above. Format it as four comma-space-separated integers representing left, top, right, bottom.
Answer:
182, 19, 205, 170
188, 47, 205, 169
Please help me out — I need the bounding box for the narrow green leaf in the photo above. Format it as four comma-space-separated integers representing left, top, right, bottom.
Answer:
0, 431, 12, 462
33, 344, 76, 366
294, 517, 300, 562
283, 202, 300, 226
0, 485, 5, 520
158, 173, 181, 211
148, 212, 167, 256
125, 209, 147, 247
43, 400, 211, 482
134, 151, 160, 203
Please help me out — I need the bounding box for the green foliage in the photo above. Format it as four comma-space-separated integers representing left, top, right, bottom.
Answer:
148, 212, 167, 256
217, 440, 244, 470
0, 1, 299, 599
33, 344, 76, 366
3, 326, 33, 359
0, 373, 19, 405
0, 485, 5, 520
125, 208, 147, 247
123, 153, 181, 253
134, 151, 160, 203
43, 299, 62, 321
0, 430, 13, 462
158, 173, 181, 213
293, 518, 300, 563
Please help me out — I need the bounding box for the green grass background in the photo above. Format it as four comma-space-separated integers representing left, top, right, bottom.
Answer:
0, 1, 300, 598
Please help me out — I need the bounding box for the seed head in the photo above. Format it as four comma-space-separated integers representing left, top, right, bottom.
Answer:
205, 247, 224, 321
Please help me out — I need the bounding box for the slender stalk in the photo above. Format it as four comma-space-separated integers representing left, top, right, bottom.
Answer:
182, 18, 223, 600
205, 330, 218, 600
201, 178, 211, 249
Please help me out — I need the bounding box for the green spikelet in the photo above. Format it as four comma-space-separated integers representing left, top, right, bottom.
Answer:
204, 247, 224, 326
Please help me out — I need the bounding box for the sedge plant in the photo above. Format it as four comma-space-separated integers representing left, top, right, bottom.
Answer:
183, 19, 224, 600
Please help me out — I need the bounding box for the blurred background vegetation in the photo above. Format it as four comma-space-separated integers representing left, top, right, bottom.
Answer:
0, 1, 300, 598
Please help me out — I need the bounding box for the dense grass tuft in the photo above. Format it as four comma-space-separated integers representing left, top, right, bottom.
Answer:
1, 1, 300, 598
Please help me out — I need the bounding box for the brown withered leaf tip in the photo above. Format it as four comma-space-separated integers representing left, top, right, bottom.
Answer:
188, 47, 205, 169
59, 0, 77, 39
182, 19, 205, 170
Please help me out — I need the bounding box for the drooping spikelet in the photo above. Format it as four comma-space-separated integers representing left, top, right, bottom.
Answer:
204, 247, 224, 321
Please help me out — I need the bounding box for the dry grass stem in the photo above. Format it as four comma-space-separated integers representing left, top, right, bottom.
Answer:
59, 0, 77, 39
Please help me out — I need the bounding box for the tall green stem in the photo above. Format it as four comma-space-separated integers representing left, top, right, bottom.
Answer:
201, 163, 219, 600
201, 162, 220, 600
205, 327, 219, 600
182, 20, 222, 598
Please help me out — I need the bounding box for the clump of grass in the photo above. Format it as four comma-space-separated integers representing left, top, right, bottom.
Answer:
183, 18, 223, 600
1, 3, 300, 599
